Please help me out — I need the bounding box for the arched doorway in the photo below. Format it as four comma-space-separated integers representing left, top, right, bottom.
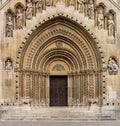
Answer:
15, 16, 104, 107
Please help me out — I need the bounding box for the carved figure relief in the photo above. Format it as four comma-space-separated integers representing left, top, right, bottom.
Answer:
108, 57, 118, 74
108, 14, 115, 37
77, 0, 84, 13
97, 7, 104, 29
87, 0, 94, 19
6, 16, 13, 37
26, 0, 33, 19
36, 0, 43, 13
46, 0, 52, 6
5, 59, 13, 71
16, 8, 23, 29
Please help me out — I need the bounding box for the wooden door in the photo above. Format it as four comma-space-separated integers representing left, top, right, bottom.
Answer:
50, 76, 68, 106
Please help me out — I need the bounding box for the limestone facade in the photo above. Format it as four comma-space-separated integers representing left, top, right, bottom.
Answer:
0, 0, 120, 110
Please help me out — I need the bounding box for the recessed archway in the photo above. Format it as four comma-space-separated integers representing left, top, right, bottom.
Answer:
15, 16, 104, 107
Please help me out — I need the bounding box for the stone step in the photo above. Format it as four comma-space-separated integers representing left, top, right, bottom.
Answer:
2, 107, 116, 121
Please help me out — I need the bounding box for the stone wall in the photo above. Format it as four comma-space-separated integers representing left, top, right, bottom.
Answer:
0, 0, 120, 107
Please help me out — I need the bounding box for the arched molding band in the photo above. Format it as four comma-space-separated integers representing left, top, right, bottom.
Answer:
15, 16, 105, 72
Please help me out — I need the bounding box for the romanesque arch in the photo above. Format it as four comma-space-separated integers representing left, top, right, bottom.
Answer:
15, 16, 104, 107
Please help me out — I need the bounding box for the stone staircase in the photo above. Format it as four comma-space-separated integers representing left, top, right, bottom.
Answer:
1, 106, 116, 121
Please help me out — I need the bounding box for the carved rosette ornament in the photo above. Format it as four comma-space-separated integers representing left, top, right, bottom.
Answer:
108, 57, 118, 75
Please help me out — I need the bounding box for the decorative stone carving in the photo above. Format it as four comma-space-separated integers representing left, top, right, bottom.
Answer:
56, 41, 63, 48
6, 16, 13, 37
108, 14, 115, 37
108, 57, 118, 74
26, 0, 33, 19
45, 0, 52, 6
5, 59, 13, 71
69, 0, 74, 6
36, 0, 43, 13
87, 0, 94, 19
52, 64, 65, 71
97, 7, 104, 29
77, 0, 84, 13
16, 8, 23, 29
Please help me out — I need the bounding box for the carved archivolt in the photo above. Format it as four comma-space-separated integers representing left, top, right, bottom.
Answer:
14, 15, 105, 106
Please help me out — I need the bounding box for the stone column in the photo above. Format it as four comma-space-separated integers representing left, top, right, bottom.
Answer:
80, 72, 82, 104
43, 73, 46, 105
38, 73, 41, 105
46, 73, 49, 106
0, 60, 3, 104
32, 74, 35, 105
18, 71, 23, 105
68, 73, 72, 106
84, 71, 88, 105
76, 72, 80, 106
35, 73, 40, 105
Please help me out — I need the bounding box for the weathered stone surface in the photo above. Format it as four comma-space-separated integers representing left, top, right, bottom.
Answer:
0, 0, 120, 120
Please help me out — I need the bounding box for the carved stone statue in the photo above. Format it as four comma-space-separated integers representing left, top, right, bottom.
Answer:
77, 0, 84, 13
6, 16, 13, 37
16, 9, 23, 29
97, 7, 104, 29
69, 0, 74, 6
87, 0, 94, 19
46, 0, 52, 6
26, 0, 33, 19
108, 58, 118, 74
36, 0, 43, 13
5, 59, 13, 71
108, 14, 115, 37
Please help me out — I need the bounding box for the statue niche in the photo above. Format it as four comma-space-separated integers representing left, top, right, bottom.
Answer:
6, 10, 14, 37
87, 0, 94, 19
69, 0, 75, 6
97, 6, 104, 29
77, 0, 84, 13
5, 58, 13, 71
45, 0, 52, 6
107, 13, 115, 37
108, 57, 118, 75
15, 4, 24, 29
36, 0, 44, 13
26, 0, 33, 19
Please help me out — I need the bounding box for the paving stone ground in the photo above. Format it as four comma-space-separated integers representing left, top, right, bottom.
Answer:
0, 120, 120, 126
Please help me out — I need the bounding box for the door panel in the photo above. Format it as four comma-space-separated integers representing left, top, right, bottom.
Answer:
50, 76, 68, 106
